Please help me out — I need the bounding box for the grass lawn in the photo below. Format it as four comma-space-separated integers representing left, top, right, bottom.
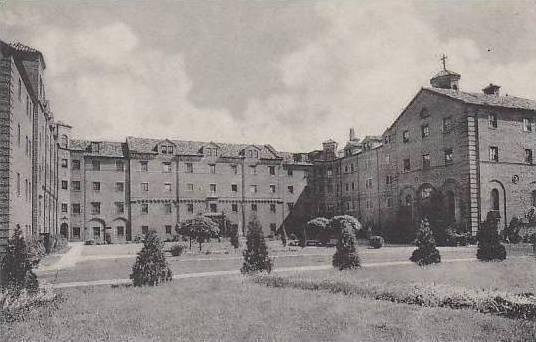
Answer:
2, 275, 535, 342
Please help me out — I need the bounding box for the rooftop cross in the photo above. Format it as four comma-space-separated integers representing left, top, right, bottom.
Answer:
441, 54, 447, 71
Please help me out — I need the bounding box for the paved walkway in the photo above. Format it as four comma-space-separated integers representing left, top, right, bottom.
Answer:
38, 242, 84, 273
43, 256, 485, 289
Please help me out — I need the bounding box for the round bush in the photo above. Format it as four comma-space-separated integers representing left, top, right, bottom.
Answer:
170, 244, 185, 256
369, 236, 384, 249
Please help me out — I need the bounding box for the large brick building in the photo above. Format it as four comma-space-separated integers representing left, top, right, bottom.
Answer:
3, 38, 536, 249
0, 40, 59, 252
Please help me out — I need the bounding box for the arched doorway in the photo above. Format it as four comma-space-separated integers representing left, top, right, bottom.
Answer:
60, 223, 68, 239
490, 188, 500, 213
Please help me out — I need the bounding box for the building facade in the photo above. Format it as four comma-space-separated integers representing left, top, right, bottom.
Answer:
0, 40, 59, 252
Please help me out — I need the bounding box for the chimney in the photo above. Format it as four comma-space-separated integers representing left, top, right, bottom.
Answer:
349, 128, 356, 141
482, 83, 500, 96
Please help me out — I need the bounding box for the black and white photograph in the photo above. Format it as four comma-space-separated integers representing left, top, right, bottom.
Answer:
1, 1, 536, 341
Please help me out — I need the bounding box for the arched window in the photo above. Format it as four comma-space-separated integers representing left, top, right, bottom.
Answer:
491, 189, 500, 211
405, 194, 412, 206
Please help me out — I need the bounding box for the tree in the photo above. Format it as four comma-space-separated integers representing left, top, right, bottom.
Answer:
477, 211, 506, 261
178, 216, 220, 251
0, 226, 38, 292
306, 217, 331, 244
230, 224, 240, 249
330, 215, 362, 236
241, 216, 272, 274
410, 218, 441, 266
332, 222, 360, 270
130, 231, 172, 286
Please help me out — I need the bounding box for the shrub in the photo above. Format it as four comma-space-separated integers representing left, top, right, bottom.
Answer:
529, 233, 536, 245
0, 227, 39, 293
169, 244, 185, 257
504, 217, 523, 244
332, 223, 360, 270
130, 231, 173, 287
25, 235, 46, 267
330, 215, 362, 236
410, 218, 441, 266
306, 217, 331, 244
369, 235, 384, 249
241, 216, 272, 274
477, 211, 507, 261
230, 224, 240, 249
45, 234, 69, 254
84, 240, 95, 246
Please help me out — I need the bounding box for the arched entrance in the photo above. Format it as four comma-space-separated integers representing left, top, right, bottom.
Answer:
60, 223, 69, 239
88, 218, 106, 242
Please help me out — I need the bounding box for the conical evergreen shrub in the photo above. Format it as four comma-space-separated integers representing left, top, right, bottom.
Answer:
130, 231, 173, 286
241, 216, 272, 274
410, 218, 441, 266
230, 224, 240, 249
477, 211, 506, 261
0, 226, 38, 292
332, 223, 361, 270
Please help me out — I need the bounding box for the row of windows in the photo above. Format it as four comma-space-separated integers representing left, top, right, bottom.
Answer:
401, 117, 453, 144
16, 124, 32, 159
488, 114, 536, 132
15, 173, 31, 202
487, 146, 536, 164
72, 202, 295, 215
402, 149, 454, 172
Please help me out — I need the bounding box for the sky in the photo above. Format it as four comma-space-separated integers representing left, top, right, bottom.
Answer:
2, 0, 536, 152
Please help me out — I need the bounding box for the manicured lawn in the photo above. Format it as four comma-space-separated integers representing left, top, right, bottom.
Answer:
2, 275, 535, 342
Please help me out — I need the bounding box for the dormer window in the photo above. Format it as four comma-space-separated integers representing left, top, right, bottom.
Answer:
160, 143, 174, 155
91, 142, 100, 153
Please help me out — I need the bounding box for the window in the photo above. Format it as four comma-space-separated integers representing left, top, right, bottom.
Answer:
186, 163, 193, 173
249, 166, 257, 175
386, 175, 393, 185
140, 161, 148, 172
232, 204, 238, 212
489, 146, 499, 162
91, 142, 100, 153
117, 226, 125, 236
327, 184, 333, 193
421, 185, 433, 200
116, 182, 124, 192
351, 182, 355, 190
92, 160, 100, 171
402, 130, 410, 143
164, 183, 172, 192
72, 227, 81, 239
72, 204, 80, 214
491, 189, 500, 211
366, 200, 373, 209
444, 148, 453, 164
525, 149, 533, 164
421, 124, 430, 138
231, 184, 238, 192
269, 166, 275, 175
327, 168, 333, 177
17, 124, 20, 147
269, 184, 276, 193
116, 161, 124, 171
61, 203, 68, 213
287, 169, 293, 176
72, 160, 80, 170
420, 107, 429, 118
270, 204, 276, 212
209, 164, 216, 174
345, 183, 349, 191
524, 118, 533, 132
61, 159, 68, 168
164, 203, 172, 214
61, 180, 68, 190
187, 204, 194, 213
270, 223, 277, 233
210, 203, 217, 212
142, 226, 149, 235
400, 158, 410, 173
165, 225, 172, 234
72, 181, 81, 191
91, 202, 101, 215
250, 185, 257, 193
288, 185, 294, 194
422, 154, 431, 170
141, 182, 149, 192
442, 117, 452, 133
210, 184, 217, 193
230, 165, 238, 174
115, 202, 124, 214
385, 154, 390, 164
186, 183, 194, 191
287, 202, 294, 210
366, 178, 373, 189
251, 203, 257, 211
141, 203, 148, 214
92, 182, 100, 192
386, 197, 393, 208
488, 114, 498, 128
93, 227, 101, 239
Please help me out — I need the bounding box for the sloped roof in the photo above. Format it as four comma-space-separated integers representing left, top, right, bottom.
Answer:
8, 41, 46, 68
126, 136, 282, 160
424, 87, 536, 112
431, 69, 460, 78
70, 139, 126, 158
